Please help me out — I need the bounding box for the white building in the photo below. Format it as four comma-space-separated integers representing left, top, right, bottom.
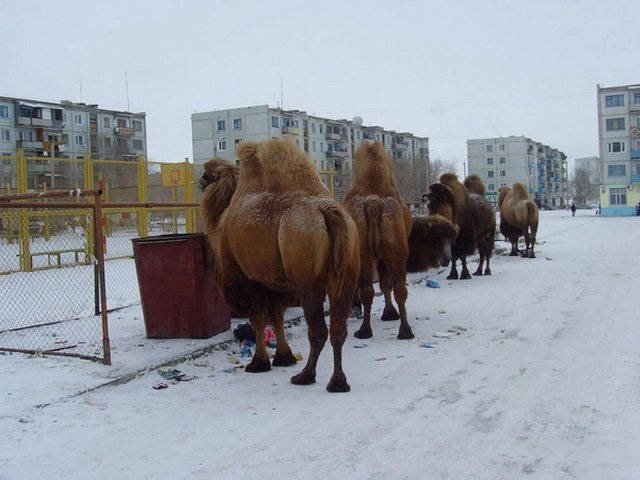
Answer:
467, 135, 568, 208
191, 105, 430, 201
596, 83, 640, 216
574, 156, 599, 178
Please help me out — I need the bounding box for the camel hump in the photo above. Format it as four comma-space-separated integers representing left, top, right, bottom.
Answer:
318, 203, 360, 299
511, 182, 529, 199
236, 141, 258, 162
464, 174, 486, 195
439, 172, 459, 185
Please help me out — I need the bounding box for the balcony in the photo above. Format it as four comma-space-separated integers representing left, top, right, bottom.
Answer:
282, 126, 300, 135
114, 126, 135, 136
419, 147, 429, 154
16, 140, 44, 150
326, 131, 342, 141
631, 174, 640, 184
392, 141, 409, 152
630, 150, 640, 159
326, 148, 348, 158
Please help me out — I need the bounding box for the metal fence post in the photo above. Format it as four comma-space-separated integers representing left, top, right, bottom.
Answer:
16, 147, 31, 271
137, 155, 148, 237
184, 159, 196, 232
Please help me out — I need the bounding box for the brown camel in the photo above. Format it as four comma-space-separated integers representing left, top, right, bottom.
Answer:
425, 173, 476, 279
200, 138, 360, 392
463, 174, 496, 275
406, 214, 459, 272
498, 183, 539, 258
343, 141, 414, 340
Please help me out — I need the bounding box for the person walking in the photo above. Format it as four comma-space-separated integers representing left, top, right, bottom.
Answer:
570, 202, 577, 217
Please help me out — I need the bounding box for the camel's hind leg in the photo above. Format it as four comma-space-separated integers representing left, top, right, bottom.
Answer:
291, 289, 327, 386
447, 258, 459, 279
270, 302, 297, 367
473, 253, 485, 276
378, 263, 400, 321
354, 281, 374, 339
459, 256, 472, 279
393, 276, 414, 340
326, 289, 352, 392
245, 312, 271, 373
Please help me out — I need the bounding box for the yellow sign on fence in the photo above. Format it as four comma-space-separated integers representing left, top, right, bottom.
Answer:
161, 163, 186, 187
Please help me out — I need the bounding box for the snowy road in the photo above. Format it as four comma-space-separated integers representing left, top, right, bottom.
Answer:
2, 211, 639, 479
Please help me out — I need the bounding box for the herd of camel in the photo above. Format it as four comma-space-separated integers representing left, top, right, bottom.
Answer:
199, 138, 539, 392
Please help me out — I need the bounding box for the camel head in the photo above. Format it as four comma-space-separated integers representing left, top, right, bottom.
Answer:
407, 214, 459, 272
423, 182, 456, 221
199, 158, 239, 225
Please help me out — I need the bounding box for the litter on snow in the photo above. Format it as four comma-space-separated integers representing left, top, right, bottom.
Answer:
425, 279, 440, 288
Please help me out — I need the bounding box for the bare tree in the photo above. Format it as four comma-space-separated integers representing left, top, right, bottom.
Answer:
428, 158, 458, 185
572, 167, 599, 206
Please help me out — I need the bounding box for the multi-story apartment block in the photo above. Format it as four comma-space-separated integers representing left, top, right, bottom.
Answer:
191, 105, 429, 201
574, 156, 599, 179
467, 135, 568, 208
596, 84, 640, 216
0, 95, 147, 189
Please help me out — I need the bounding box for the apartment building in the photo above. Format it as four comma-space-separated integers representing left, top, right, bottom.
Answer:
596, 84, 640, 216
467, 135, 568, 208
191, 105, 430, 200
574, 156, 599, 179
0, 95, 147, 189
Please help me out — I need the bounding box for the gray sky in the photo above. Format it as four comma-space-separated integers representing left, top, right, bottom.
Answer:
3, 0, 639, 173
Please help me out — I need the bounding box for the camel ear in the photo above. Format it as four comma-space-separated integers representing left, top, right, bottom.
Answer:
236, 141, 258, 163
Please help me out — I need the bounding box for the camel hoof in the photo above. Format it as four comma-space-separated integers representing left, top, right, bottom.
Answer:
397, 327, 414, 340
484, 269, 492, 275
446, 272, 458, 280
529, 253, 536, 258
509, 251, 519, 256
354, 327, 373, 339
291, 371, 316, 385
473, 270, 483, 276
380, 307, 400, 321
460, 273, 472, 280
245, 357, 271, 373
326, 373, 350, 393
272, 350, 297, 367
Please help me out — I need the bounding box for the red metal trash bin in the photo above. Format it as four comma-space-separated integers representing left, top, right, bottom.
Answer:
132, 233, 230, 339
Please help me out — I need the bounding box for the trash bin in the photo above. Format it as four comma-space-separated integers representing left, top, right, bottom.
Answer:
132, 233, 230, 339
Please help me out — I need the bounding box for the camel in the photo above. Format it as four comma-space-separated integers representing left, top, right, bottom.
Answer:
406, 214, 459, 272
463, 174, 496, 275
425, 173, 476, 279
343, 141, 414, 340
498, 183, 539, 258
200, 138, 360, 392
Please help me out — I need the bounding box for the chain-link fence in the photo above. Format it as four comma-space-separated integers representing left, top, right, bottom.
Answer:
0, 189, 110, 362
0, 186, 201, 364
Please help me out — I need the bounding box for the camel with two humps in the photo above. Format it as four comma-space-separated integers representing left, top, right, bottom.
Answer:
498, 183, 539, 258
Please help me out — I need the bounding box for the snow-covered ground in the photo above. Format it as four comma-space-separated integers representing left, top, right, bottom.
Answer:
1, 210, 639, 479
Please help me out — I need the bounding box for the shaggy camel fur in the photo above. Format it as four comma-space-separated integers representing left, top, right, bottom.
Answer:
344, 141, 414, 340
406, 214, 459, 272
463, 174, 496, 275
200, 139, 360, 392
498, 183, 539, 258
426, 173, 476, 279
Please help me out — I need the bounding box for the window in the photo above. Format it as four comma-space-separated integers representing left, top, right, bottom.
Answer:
1, 129, 10, 142
75, 135, 84, 146
607, 164, 626, 177
487, 157, 493, 165
610, 187, 627, 205
74, 114, 83, 125
0, 105, 8, 118
234, 139, 242, 149
132, 139, 143, 150
608, 142, 626, 153
217, 120, 225, 131
217, 140, 226, 151
486, 144, 493, 153
133, 120, 142, 131
634, 92, 640, 103
605, 94, 624, 107
117, 118, 127, 128
319, 124, 324, 134
488, 184, 495, 191
499, 157, 506, 164
636, 117, 640, 127
499, 170, 506, 177
312, 141, 316, 152
104, 137, 111, 148
487, 170, 494, 178
103, 117, 111, 128
320, 141, 324, 152
606, 118, 625, 131
271, 116, 279, 128
499, 144, 505, 151
233, 118, 242, 130
311, 123, 316, 133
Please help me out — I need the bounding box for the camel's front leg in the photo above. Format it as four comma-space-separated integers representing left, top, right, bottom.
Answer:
459, 256, 472, 279
245, 314, 271, 373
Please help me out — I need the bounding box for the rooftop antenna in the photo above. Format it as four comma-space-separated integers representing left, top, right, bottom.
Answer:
79, 77, 83, 102
490, 119, 502, 138
125, 71, 131, 111
280, 75, 284, 110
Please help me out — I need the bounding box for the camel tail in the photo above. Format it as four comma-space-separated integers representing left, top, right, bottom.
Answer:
362, 197, 384, 259
319, 203, 360, 303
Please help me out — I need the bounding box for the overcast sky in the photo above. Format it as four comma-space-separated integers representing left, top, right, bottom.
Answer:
3, 0, 639, 173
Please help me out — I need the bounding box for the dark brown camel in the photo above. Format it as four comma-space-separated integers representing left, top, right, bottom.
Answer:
463, 174, 496, 275
200, 138, 360, 392
498, 183, 539, 258
343, 141, 414, 340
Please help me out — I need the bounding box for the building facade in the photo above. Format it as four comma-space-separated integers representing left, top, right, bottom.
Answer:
467, 135, 568, 208
0, 95, 147, 189
191, 105, 430, 201
596, 84, 640, 216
